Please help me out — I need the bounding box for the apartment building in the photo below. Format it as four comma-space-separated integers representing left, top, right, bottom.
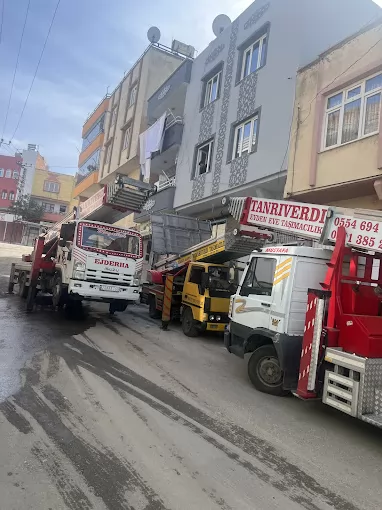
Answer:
31, 165, 75, 224
285, 18, 382, 210
173, 0, 381, 220
98, 44, 185, 228
72, 95, 109, 203
0, 154, 21, 211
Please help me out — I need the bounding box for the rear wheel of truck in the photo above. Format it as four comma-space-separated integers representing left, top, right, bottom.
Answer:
248, 345, 288, 396
182, 307, 199, 337
18, 273, 28, 299
149, 296, 161, 319
52, 274, 67, 308
109, 300, 128, 315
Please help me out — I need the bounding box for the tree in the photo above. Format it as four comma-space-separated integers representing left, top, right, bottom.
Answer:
8, 194, 45, 223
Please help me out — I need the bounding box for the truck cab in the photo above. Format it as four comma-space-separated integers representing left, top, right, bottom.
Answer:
181, 262, 237, 336
225, 246, 332, 394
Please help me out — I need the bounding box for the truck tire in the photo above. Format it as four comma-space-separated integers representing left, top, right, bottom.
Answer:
149, 296, 161, 319
248, 345, 288, 396
18, 273, 28, 299
182, 307, 199, 338
109, 301, 128, 314
52, 274, 67, 308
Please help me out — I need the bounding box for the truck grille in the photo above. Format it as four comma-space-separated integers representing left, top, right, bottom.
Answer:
85, 268, 133, 286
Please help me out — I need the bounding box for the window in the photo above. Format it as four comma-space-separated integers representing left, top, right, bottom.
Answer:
44, 181, 60, 193
5, 169, 11, 178
1, 190, 7, 199
129, 84, 137, 107
0, 169, 4, 177
13, 170, 19, 179
104, 144, 111, 165
110, 105, 118, 126
122, 126, 131, 151
9, 191, 15, 201
204, 72, 221, 107
241, 34, 267, 80
82, 114, 105, 150
233, 114, 259, 159
189, 266, 205, 285
195, 140, 213, 177
43, 202, 55, 212
240, 257, 276, 297
323, 73, 382, 149
59, 205, 67, 214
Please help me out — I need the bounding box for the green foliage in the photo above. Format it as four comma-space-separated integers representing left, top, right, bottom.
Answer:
8, 194, 45, 223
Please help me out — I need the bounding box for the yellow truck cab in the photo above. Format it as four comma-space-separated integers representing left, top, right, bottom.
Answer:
181, 262, 236, 337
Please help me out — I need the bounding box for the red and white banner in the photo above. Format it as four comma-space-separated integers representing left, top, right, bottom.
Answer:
242, 198, 328, 240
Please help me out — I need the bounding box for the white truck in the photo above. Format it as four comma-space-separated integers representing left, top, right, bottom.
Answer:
8, 177, 151, 313
224, 196, 382, 428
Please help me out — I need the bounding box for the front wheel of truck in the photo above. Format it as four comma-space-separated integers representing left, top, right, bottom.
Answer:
181, 307, 199, 337
248, 345, 288, 396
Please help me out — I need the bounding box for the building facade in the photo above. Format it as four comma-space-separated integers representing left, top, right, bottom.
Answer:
72, 95, 109, 203
285, 19, 382, 210
0, 154, 21, 211
173, 0, 381, 219
98, 44, 185, 228
31, 166, 75, 223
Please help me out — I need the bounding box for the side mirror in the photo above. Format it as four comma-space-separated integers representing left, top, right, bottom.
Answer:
58, 239, 66, 248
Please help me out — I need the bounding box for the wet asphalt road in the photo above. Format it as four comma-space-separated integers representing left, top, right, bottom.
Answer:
1, 243, 382, 510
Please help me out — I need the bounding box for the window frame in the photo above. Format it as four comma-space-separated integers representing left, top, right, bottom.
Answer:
240, 33, 267, 81
9, 191, 15, 201
232, 114, 259, 160
122, 125, 131, 151
104, 144, 111, 166
110, 105, 118, 126
43, 180, 60, 193
59, 204, 67, 214
204, 71, 221, 107
189, 265, 205, 285
194, 139, 214, 178
13, 170, 19, 179
129, 83, 138, 107
43, 202, 55, 213
0, 169, 4, 177
239, 256, 276, 297
5, 169, 12, 178
322, 71, 382, 151
1, 190, 8, 199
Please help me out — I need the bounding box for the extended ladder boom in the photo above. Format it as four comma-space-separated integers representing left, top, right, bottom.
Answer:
227, 197, 382, 254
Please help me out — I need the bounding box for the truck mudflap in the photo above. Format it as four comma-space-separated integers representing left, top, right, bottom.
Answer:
224, 322, 303, 391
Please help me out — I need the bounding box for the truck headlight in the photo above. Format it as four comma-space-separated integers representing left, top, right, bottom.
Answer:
73, 261, 85, 280
209, 315, 215, 321
132, 278, 140, 286
216, 315, 221, 321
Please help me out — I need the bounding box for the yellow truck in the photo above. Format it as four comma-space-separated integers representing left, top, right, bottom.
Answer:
141, 235, 250, 336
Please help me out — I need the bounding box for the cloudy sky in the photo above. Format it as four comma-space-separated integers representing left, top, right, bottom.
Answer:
0, 0, 381, 174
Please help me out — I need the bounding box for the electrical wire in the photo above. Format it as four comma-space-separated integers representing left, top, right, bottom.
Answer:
1, 0, 31, 139
0, 0, 4, 49
10, 0, 61, 141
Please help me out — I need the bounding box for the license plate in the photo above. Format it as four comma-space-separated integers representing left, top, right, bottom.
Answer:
99, 285, 119, 292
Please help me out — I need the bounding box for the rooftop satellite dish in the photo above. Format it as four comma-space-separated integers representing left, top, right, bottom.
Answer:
147, 26, 161, 44
212, 14, 231, 37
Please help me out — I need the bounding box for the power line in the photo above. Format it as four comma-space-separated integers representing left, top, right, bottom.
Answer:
11, 0, 61, 141
1, 0, 31, 139
0, 0, 4, 49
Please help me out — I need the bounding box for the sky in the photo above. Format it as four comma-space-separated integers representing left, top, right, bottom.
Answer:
0, 0, 381, 175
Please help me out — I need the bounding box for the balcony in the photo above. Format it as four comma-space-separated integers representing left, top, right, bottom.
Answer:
134, 177, 176, 223
150, 118, 183, 180
72, 169, 101, 199
147, 59, 192, 122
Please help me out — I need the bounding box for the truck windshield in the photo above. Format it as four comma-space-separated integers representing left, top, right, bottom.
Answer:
208, 266, 231, 290
78, 223, 141, 257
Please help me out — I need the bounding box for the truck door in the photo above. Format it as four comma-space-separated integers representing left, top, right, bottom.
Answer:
233, 256, 277, 331
183, 264, 205, 313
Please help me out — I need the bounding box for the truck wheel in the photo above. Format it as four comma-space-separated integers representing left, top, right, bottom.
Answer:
149, 296, 161, 319
182, 307, 199, 337
52, 274, 66, 308
18, 273, 28, 299
248, 345, 288, 396
109, 301, 128, 314
26, 285, 37, 313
